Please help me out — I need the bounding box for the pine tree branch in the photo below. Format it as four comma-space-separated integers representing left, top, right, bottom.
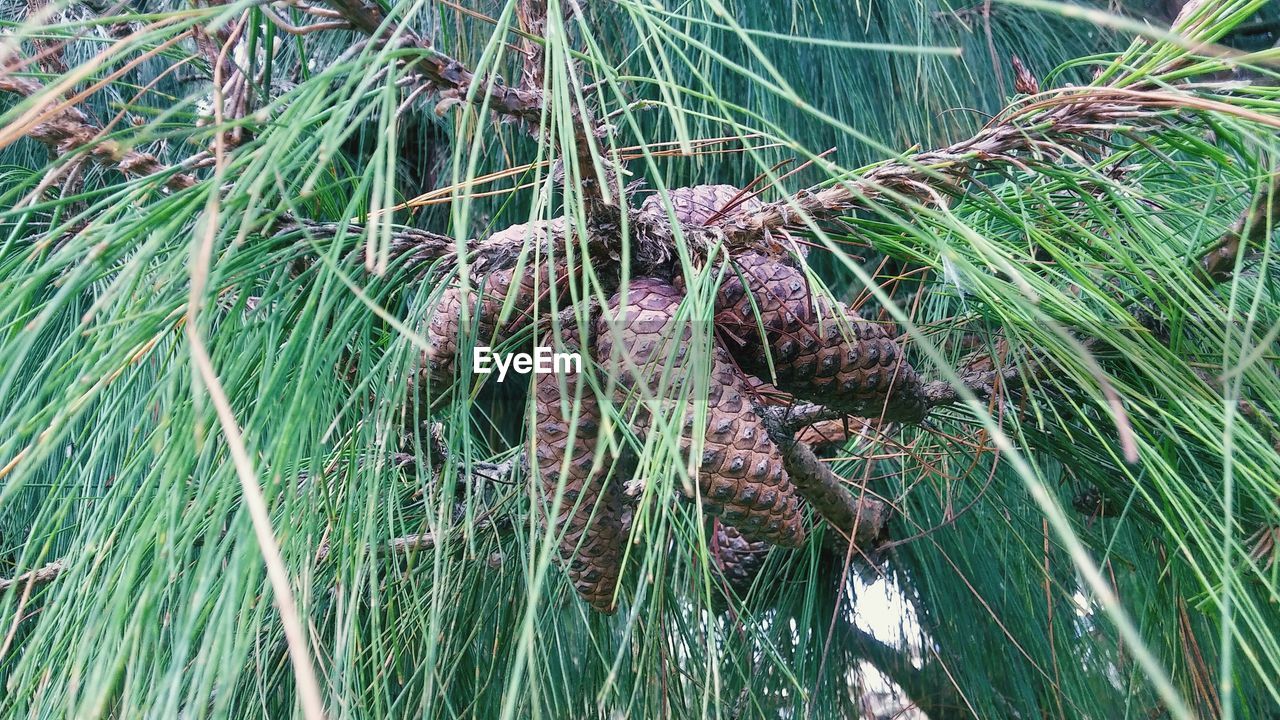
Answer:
842, 621, 972, 719
319, 0, 384, 36
1198, 169, 1280, 283
711, 87, 1170, 242
760, 410, 890, 547
925, 171, 1280, 413
516, 0, 547, 92
321, 0, 624, 237
273, 220, 456, 275
0, 73, 197, 191
321, 0, 546, 125
0, 559, 64, 592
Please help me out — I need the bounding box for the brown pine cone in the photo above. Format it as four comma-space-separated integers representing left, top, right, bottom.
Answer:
534, 335, 629, 614
639, 184, 759, 226
640, 184, 799, 256
421, 220, 569, 385
699, 349, 807, 546
714, 251, 926, 421
596, 279, 807, 547
593, 277, 691, 402
710, 521, 771, 597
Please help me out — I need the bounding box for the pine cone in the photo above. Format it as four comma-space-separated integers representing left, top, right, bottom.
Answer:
640, 184, 799, 256
596, 278, 807, 547
421, 220, 569, 384
639, 184, 759, 226
710, 521, 771, 597
534, 334, 629, 614
593, 277, 691, 408
714, 251, 926, 420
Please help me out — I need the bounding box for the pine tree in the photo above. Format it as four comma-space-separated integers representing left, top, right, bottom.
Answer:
1, 0, 1278, 717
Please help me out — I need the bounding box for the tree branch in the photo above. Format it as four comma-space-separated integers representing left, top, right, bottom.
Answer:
321, 0, 546, 125
516, 0, 547, 92
0, 73, 197, 191
321, 0, 623, 238
1198, 169, 1279, 283
842, 621, 971, 719
711, 88, 1168, 242
760, 409, 890, 547
0, 559, 64, 592
274, 220, 456, 275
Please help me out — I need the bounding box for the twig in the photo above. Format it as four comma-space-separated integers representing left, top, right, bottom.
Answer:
710, 87, 1173, 243
273, 220, 455, 275
759, 411, 889, 547
260, 5, 351, 35
516, 0, 547, 92
920, 362, 1025, 409
0, 559, 64, 591
25, 0, 68, 74
192, 9, 255, 148
322, 0, 546, 125
766, 403, 846, 433
0, 73, 197, 191
315, 531, 437, 564
1198, 169, 1280, 283
321, 0, 623, 236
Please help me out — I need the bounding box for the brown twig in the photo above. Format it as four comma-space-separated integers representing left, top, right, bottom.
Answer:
260, 5, 351, 35
710, 87, 1175, 243
516, 0, 547, 92
322, 0, 546, 125
1198, 169, 1280, 283
0, 73, 197, 191
25, 0, 68, 75
759, 411, 890, 547
192, 9, 254, 148
322, 0, 623, 237
0, 559, 64, 591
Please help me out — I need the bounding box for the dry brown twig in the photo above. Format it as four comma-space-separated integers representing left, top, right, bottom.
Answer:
1198, 169, 1280, 282
322, 0, 547, 125
708, 88, 1175, 242
192, 11, 252, 148
516, 0, 547, 92
0, 73, 197, 191
0, 559, 64, 592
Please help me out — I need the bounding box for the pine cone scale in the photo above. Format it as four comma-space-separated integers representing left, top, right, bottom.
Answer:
596, 278, 806, 547
715, 251, 926, 420
534, 334, 629, 614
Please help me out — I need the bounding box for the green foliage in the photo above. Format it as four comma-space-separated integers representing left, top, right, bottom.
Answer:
1, 0, 1278, 718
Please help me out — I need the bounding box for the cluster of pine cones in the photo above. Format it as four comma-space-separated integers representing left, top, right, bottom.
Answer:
422, 185, 926, 613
